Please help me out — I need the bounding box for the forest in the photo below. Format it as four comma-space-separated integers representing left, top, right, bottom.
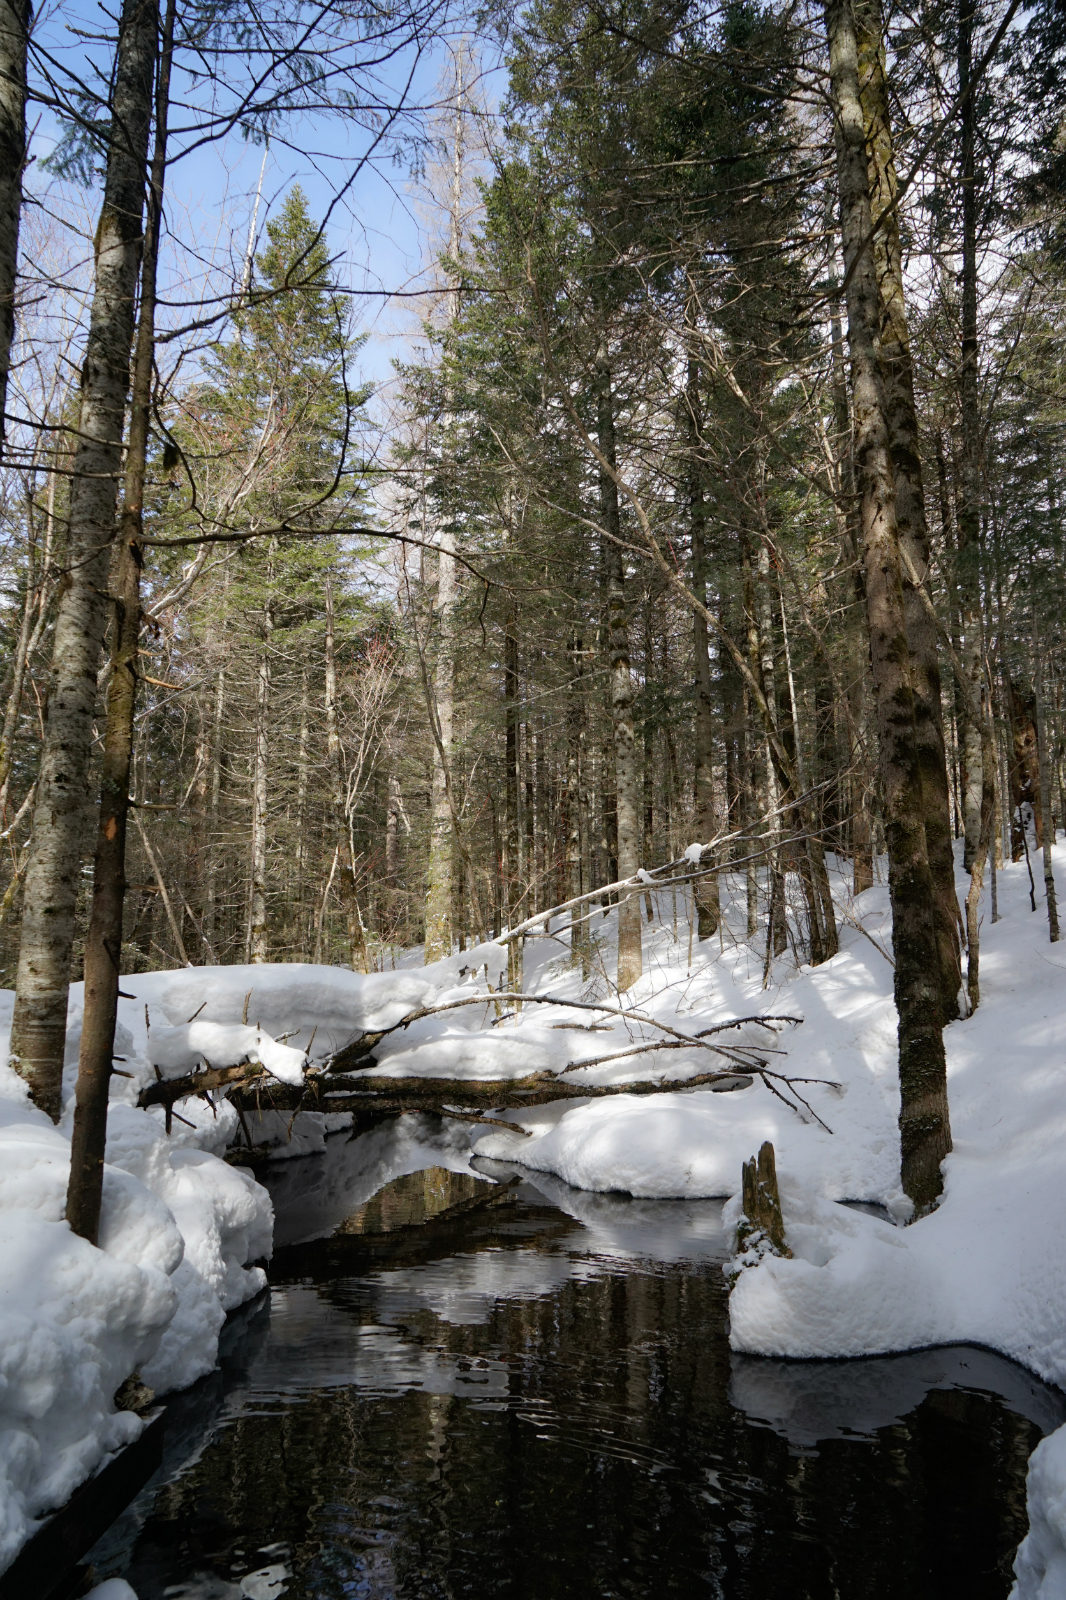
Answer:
2, 0, 1066, 1593
4, 0, 1064, 1191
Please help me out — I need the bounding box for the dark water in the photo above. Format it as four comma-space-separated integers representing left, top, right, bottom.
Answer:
87, 1127, 1066, 1600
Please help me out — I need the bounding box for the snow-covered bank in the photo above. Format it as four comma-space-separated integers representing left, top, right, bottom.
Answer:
0, 1056, 271, 1571
0, 938, 506, 1576
3, 844, 1065, 1585
721, 853, 1066, 1388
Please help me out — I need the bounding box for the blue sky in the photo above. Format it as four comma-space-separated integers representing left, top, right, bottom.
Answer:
25, 2, 507, 400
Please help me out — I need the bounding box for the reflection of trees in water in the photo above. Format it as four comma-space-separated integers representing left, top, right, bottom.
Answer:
120, 1238, 1043, 1599
336, 1164, 488, 1234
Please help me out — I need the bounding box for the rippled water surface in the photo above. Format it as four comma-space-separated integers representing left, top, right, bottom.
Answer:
89, 1128, 1066, 1599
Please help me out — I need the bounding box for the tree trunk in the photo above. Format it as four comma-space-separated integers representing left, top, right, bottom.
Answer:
424, 528, 456, 962
826, 0, 951, 1212
504, 605, 520, 929
325, 578, 369, 972
566, 633, 588, 971
0, 476, 54, 813
1034, 638, 1060, 944
965, 715, 996, 1012
385, 770, 402, 916
856, 0, 961, 1014
753, 539, 786, 960
203, 651, 226, 951
831, 303, 874, 895
688, 351, 720, 939
954, 0, 987, 893
781, 581, 838, 961
0, 0, 29, 451
597, 348, 642, 991
9, 0, 157, 1119
294, 667, 310, 953
1009, 678, 1042, 852
66, 0, 175, 1243
249, 616, 271, 963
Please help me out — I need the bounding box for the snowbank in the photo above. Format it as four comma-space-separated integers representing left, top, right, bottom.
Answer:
1013, 1426, 1066, 1599
0, 1060, 270, 1573
719, 853, 1066, 1386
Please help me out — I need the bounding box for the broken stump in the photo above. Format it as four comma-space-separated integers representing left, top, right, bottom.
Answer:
736, 1140, 791, 1259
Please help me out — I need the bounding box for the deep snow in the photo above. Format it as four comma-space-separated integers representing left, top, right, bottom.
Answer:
2, 844, 1066, 1594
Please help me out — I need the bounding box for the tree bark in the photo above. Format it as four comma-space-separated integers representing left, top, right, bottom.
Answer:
504, 602, 521, 929
566, 633, 588, 971
248, 613, 271, 962
66, 0, 175, 1244
0, 0, 29, 450
423, 528, 456, 962
1034, 635, 1060, 944
955, 0, 986, 889
1009, 678, 1042, 852
826, 0, 951, 1212
9, 0, 157, 1118
688, 350, 720, 939
325, 577, 369, 972
385, 768, 402, 921
202, 647, 226, 952
856, 0, 961, 1014
965, 715, 996, 1011
294, 667, 310, 952
753, 538, 786, 960
596, 348, 642, 991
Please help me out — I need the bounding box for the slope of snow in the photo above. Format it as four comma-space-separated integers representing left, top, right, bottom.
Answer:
723, 853, 1066, 1385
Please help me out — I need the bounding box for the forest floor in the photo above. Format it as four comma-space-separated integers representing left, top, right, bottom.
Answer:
1, 843, 1065, 1595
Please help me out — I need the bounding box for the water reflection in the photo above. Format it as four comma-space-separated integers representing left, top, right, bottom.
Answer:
88, 1125, 1066, 1600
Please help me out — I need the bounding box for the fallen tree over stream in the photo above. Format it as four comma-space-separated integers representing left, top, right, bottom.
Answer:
136, 996, 836, 1144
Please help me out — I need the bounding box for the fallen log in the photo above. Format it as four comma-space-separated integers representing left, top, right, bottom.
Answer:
134, 1000, 833, 1139
302, 1066, 753, 1111
221, 1066, 756, 1140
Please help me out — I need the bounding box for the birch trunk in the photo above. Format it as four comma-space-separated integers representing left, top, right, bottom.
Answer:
0, 471, 54, 811
856, 0, 961, 1013
66, 0, 175, 1243
9, 0, 157, 1118
0, 0, 29, 449
826, 0, 951, 1211
597, 350, 642, 991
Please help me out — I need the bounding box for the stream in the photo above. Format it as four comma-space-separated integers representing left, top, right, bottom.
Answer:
86, 1123, 1066, 1599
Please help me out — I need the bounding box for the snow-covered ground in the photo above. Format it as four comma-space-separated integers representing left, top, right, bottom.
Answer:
2, 843, 1065, 1593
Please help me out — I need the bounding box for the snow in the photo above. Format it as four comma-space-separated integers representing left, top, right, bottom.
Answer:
0, 1039, 271, 1572
1013, 1426, 1066, 1599
3, 842, 1066, 1584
